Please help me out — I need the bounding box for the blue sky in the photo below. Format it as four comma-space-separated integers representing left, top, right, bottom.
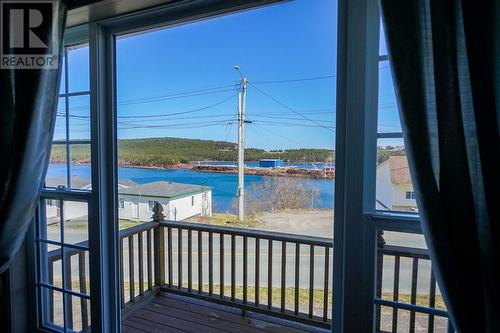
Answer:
56, 0, 402, 150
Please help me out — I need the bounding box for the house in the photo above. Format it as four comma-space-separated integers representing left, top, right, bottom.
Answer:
375, 156, 417, 212
44, 178, 138, 221
118, 181, 212, 221
259, 159, 284, 168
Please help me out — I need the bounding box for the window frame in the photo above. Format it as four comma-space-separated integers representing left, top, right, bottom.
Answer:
28, 1, 431, 332
31, 30, 95, 333
333, 0, 424, 332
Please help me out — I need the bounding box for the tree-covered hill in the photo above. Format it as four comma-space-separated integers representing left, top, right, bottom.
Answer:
49, 137, 335, 166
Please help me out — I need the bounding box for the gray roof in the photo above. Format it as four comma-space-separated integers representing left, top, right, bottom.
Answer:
45, 178, 137, 190
118, 181, 211, 199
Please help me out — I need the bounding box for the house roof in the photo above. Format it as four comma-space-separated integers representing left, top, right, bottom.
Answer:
118, 181, 211, 199
45, 178, 137, 190
387, 156, 412, 185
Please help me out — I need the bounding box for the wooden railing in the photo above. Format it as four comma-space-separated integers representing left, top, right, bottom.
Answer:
118, 222, 159, 311
46, 219, 452, 331
157, 220, 334, 328
375, 238, 452, 333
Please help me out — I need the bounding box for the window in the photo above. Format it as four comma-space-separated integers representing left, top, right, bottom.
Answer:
120, 199, 124, 208
29, 2, 455, 332
114, 0, 336, 328
36, 44, 92, 332
46, 45, 91, 190
372, 17, 450, 333
148, 200, 155, 211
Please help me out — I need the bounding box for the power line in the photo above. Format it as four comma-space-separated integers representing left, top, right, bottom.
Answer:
118, 94, 237, 118
118, 83, 236, 105
248, 82, 335, 133
253, 124, 312, 149
249, 114, 335, 123
56, 85, 238, 113
252, 120, 335, 129
251, 109, 335, 116
57, 94, 237, 120
251, 75, 335, 84
118, 113, 236, 124
118, 88, 236, 107
118, 119, 234, 130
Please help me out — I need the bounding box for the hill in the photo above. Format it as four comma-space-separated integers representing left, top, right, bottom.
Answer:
49, 137, 335, 167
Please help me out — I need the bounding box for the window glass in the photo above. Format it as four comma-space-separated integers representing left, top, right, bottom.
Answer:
376, 38, 417, 213
68, 45, 90, 93
115, 0, 336, 323
116, 0, 337, 237
38, 44, 92, 332
46, 46, 91, 190
68, 95, 91, 141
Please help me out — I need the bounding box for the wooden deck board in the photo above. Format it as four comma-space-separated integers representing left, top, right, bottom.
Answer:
122, 293, 328, 333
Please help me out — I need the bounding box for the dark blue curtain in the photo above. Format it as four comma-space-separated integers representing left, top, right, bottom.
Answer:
0, 1, 67, 273
379, 0, 500, 331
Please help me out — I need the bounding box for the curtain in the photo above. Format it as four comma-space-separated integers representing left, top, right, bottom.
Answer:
0, 1, 67, 273
379, 0, 500, 331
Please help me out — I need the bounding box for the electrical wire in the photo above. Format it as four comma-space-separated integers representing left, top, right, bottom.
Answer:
248, 82, 335, 133
251, 75, 335, 84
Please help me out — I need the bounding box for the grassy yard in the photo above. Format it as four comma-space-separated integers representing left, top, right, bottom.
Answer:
187, 213, 261, 228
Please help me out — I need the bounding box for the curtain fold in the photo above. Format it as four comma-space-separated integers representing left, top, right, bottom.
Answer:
379, 0, 500, 331
0, 1, 67, 273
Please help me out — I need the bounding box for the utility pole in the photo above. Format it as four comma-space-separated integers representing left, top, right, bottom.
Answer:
234, 66, 247, 222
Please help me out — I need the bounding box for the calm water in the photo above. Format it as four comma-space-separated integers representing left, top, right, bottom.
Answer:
47, 163, 334, 213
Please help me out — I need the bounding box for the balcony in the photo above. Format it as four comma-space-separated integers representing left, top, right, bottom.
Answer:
46, 218, 450, 332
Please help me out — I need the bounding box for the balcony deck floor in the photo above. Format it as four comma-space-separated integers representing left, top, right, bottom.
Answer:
122, 292, 328, 333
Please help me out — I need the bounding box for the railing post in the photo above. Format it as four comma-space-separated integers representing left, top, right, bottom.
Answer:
153, 202, 165, 288
375, 229, 386, 333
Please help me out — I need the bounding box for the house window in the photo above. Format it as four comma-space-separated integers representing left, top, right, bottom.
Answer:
148, 200, 155, 211
191, 196, 195, 206
36, 44, 92, 331
120, 198, 124, 208
406, 191, 415, 200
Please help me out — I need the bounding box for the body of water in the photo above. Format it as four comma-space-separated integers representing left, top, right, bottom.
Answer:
47, 163, 334, 213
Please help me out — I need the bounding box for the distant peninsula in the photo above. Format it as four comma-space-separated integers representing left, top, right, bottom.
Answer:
49, 137, 335, 168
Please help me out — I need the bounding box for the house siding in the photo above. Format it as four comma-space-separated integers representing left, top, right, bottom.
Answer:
118, 191, 212, 222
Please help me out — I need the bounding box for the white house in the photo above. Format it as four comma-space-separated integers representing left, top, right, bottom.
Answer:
375, 156, 417, 212
45, 178, 212, 222
44, 178, 138, 222
118, 181, 212, 222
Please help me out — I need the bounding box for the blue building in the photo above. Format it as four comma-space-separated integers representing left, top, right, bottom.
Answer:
259, 159, 284, 168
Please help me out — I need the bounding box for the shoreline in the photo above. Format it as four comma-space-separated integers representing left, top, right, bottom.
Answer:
49, 160, 335, 175
192, 165, 335, 179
